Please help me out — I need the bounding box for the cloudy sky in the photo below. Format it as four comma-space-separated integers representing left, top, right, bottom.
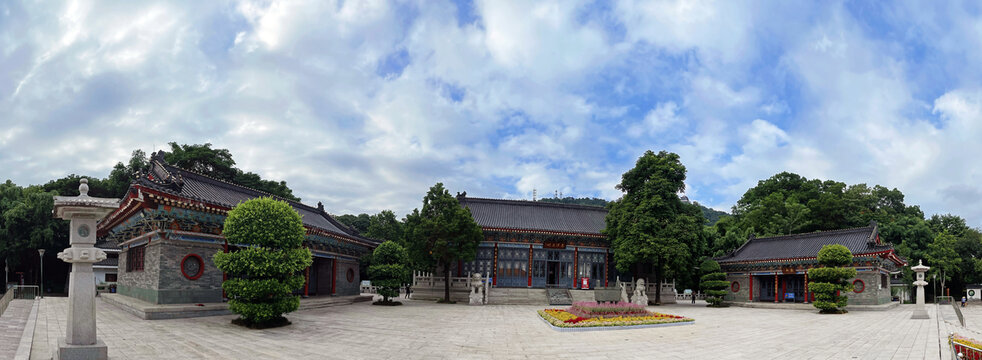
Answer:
2, 1, 982, 226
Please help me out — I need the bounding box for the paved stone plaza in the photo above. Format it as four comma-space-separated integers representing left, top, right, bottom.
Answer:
24, 297, 969, 359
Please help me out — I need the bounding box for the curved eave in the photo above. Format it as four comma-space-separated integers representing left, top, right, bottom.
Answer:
481, 226, 605, 239
718, 249, 905, 267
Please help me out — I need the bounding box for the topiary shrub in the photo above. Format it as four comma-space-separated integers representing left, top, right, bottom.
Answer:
369, 241, 409, 305
807, 244, 856, 314
214, 197, 313, 328
699, 259, 729, 307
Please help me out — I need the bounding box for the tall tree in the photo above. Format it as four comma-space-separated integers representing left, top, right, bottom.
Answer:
163, 143, 299, 201
164, 142, 238, 180
403, 183, 483, 303
365, 210, 404, 244
336, 214, 371, 233
927, 232, 962, 297
604, 150, 705, 305
0, 182, 63, 269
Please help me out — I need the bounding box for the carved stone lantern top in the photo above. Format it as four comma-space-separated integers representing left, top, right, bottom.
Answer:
52, 178, 120, 220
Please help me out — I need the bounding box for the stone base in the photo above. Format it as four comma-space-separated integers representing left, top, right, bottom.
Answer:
55, 338, 108, 360
911, 307, 930, 319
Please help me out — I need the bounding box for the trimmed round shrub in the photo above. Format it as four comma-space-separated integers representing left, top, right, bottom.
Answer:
808, 244, 856, 314
817, 244, 853, 267
214, 197, 313, 327
700, 259, 728, 307
368, 241, 410, 304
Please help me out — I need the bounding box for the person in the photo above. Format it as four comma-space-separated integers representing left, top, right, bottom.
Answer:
691, 292, 696, 304
405, 284, 412, 299
962, 296, 967, 307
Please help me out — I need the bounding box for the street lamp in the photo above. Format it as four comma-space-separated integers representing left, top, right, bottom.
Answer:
38, 249, 45, 299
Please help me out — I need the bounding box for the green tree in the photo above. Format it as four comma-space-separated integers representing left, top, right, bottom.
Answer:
0, 182, 64, 270
927, 232, 962, 296
213, 198, 313, 327
164, 142, 238, 181
403, 183, 483, 303
368, 241, 410, 304
104, 150, 149, 198
163, 143, 300, 201
808, 244, 856, 314
336, 213, 371, 233
604, 150, 705, 305
365, 210, 404, 244
699, 259, 728, 307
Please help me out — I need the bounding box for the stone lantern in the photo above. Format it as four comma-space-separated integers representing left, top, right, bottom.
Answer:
52, 178, 119, 360
910, 259, 930, 320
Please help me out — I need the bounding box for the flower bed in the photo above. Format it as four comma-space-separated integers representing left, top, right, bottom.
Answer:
568, 301, 649, 318
951, 333, 982, 359
538, 301, 693, 329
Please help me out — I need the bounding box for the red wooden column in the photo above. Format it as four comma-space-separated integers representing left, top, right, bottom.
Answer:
780, 277, 786, 302
749, 274, 753, 301
304, 265, 310, 297
492, 243, 498, 286
804, 272, 810, 303
573, 247, 579, 289
774, 274, 779, 303
527, 245, 533, 288
331, 259, 337, 295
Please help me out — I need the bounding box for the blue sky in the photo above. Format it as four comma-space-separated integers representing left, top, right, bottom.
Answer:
2, 0, 982, 227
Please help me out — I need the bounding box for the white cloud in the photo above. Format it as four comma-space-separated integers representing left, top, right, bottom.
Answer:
3, 0, 982, 229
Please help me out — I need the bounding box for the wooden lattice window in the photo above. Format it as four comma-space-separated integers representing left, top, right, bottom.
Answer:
127, 245, 145, 272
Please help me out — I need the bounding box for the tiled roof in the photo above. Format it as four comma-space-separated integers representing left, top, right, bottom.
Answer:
716, 223, 895, 264
133, 152, 378, 245
95, 240, 120, 250
458, 196, 607, 235
94, 257, 118, 267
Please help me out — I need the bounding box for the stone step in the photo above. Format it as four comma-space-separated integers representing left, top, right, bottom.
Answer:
298, 295, 373, 311
487, 288, 547, 305
547, 289, 572, 305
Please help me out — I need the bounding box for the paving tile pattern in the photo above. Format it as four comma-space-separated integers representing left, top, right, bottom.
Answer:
0, 299, 33, 359
30, 297, 949, 359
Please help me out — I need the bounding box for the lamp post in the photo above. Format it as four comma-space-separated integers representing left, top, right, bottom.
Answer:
38, 249, 45, 299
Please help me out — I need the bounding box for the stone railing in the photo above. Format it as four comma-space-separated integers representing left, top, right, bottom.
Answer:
0, 287, 13, 318
676, 292, 706, 301
0, 285, 39, 318
411, 271, 490, 303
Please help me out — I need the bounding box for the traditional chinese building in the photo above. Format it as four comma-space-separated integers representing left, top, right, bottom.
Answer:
456, 195, 612, 289
97, 151, 379, 305
716, 221, 906, 305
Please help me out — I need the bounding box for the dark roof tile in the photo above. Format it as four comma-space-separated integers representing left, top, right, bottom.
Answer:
134, 155, 378, 246
716, 224, 895, 263
458, 196, 607, 235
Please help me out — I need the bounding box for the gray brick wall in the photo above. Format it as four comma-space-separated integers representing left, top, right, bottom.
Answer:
334, 259, 361, 296
724, 274, 751, 302
118, 241, 162, 303
155, 239, 224, 304
846, 271, 892, 305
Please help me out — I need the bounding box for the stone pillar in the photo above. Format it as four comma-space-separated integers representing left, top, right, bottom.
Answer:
911, 260, 930, 320
52, 179, 120, 360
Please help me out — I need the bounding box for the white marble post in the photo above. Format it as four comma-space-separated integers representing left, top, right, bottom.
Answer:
52, 179, 119, 360
911, 260, 930, 320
